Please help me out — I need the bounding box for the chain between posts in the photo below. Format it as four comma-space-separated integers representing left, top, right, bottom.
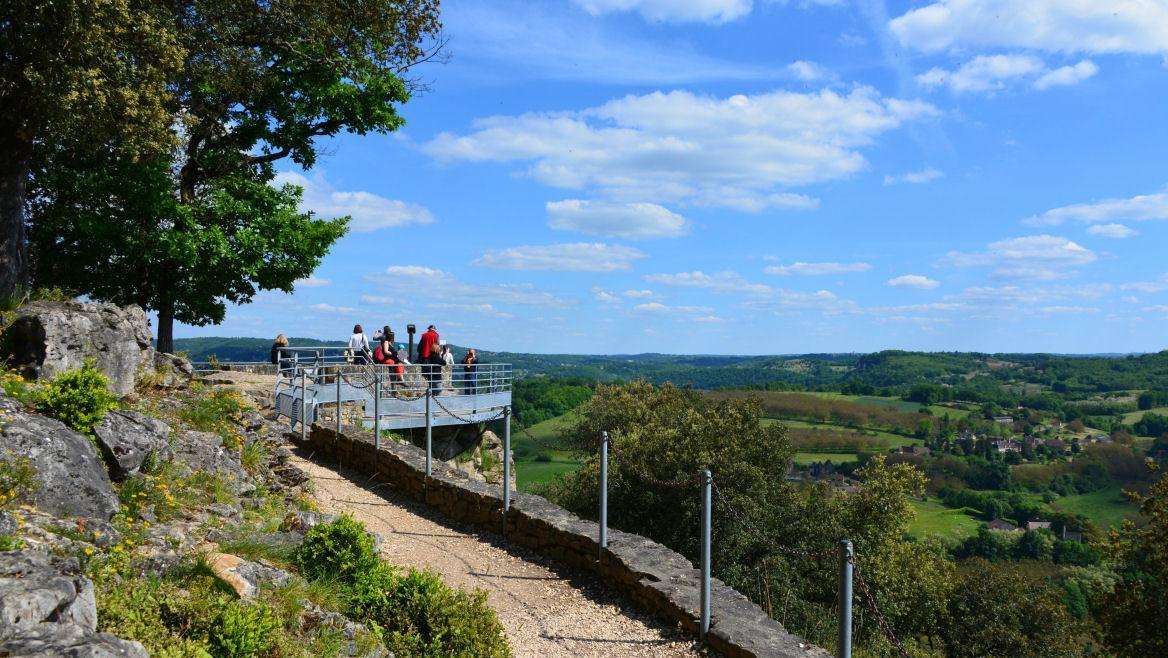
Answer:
849, 559, 910, 658
428, 392, 509, 425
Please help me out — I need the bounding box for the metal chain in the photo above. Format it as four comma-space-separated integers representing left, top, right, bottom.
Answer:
849, 559, 911, 658
428, 391, 509, 425
711, 481, 836, 565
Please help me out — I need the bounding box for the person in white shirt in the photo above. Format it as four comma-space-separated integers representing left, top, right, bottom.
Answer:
348, 324, 371, 364
440, 340, 454, 391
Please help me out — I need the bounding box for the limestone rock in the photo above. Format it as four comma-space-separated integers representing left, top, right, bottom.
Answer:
0, 396, 118, 520
279, 511, 339, 535
197, 544, 292, 598
151, 352, 193, 389
0, 622, 147, 657
93, 410, 171, 481
0, 301, 153, 397
163, 430, 252, 493
0, 552, 96, 636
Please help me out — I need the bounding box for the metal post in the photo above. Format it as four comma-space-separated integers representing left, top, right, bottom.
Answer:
599, 431, 608, 559
425, 390, 433, 477
335, 368, 342, 437
373, 373, 381, 450
700, 469, 712, 641
503, 407, 512, 521
838, 540, 854, 658
300, 369, 308, 441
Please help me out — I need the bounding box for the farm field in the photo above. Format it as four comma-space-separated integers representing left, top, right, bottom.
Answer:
805, 391, 973, 418
1122, 406, 1168, 425
765, 418, 920, 449
907, 498, 982, 543
792, 452, 858, 465
516, 455, 582, 491
1051, 486, 1142, 529
513, 413, 583, 491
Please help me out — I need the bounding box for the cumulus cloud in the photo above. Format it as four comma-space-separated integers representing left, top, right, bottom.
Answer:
1024, 189, 1168, 226
294, 276, 331, 288
572, 0, 751, 23
274, 172, 434, 232
309, 303, 358, 315
887, 274, 940, 289
883, 168, 945, 185
890, 0, 1168, 55
624, 289, 654, 298
633, 301, 715, 314
1039, 305, 1100, 314
1087, 223, 1138, 239
1034, 60, 1099, 90
644, 270, 772, 294
425, 88, 936, 212
765, 261, 872, 276
364, 269, 572, 308
546, 200, 688, 239
592, 286, 620, 303
943, 234, 1097, 280
474, 243, 646, 272
787, 60, 830, 81
916, 54, 1047, 93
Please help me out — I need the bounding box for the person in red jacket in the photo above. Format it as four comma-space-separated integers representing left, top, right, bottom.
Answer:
418, 325, 441, 391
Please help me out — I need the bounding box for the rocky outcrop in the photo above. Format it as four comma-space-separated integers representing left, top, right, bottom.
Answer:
0, 396, 118, 520
0, 302, 153, 397
151, 352, 193, 389
197, 544, 292, 599
0, 551, 146, 657
164, 430, 252, 493
93, 411, 171, 481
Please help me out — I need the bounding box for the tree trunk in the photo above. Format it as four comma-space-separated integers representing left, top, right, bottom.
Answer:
0, 134, 32, 303
156, 295, 175, 354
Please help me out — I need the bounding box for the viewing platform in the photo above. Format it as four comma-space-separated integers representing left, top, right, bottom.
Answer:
269, 346, 512, 432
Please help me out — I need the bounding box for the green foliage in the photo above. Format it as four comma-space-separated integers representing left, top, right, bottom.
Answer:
512, 378, 593, 427
294, 515, 379, 583
0, 534, 23, 550
36, 361, 118, 435
0, 451, 36, 509
210, 600, 280, 658
1133, 412, 1168, 437
179, 387, 251, 450
940, 559, 1094, 657
296, 517, 511, 657
1096, 464, 1168, 656
0, 369, 41, 407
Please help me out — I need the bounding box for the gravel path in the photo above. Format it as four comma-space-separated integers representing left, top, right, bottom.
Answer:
292, 453, 699, 658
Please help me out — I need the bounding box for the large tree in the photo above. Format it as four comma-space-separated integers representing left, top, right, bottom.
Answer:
26, 0, 442, 351
0, 0, 180, 302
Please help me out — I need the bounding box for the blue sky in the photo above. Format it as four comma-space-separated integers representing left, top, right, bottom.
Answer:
176, 0, 1168, 355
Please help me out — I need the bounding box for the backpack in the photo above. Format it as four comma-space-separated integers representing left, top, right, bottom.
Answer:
373, 345, 387, 364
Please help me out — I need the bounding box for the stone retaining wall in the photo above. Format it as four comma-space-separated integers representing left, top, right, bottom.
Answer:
299, 424, 830, 658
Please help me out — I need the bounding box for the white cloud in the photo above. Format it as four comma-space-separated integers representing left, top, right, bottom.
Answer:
887, 274, 940, 289
787, 60, 830, 81
1087, 223, 1138, 239
360, 294, 394, 305
1024, 189, 1168, 226
364, 270, 572, 309
916, 54, 1045, 93
446, 1, 790, 85
546, 199, 688, 239
644, 270, 772, 294
474, 242, 646, 272
624, 289, 654, 298
1143, 305, 1168, 313
890, 0, 1168, 55
693, 315, 726, 323
309, 303, 358, 315
1034, 60, 1099, 89
1040, 305, 1100, 314
385, 265, 446, 277
274, 172, 434, 232
294, 276, 331, 288
572, 0, 751, 23
883, 168, 945, 185
633, 301, 715, 314
743, 289, 860, 315
765, 261, 872, 276
943, 234, 1097, 280
429, 302, 514, 318
1120, 275, 1168, 293
592, 286, 620, 303
425, 87, 936, 212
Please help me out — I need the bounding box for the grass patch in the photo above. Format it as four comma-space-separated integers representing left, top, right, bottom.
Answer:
517, 456, 582, 491
792, 452, 859, 465
1122, 406, 1168, 426
907, 498, 982, 543
1050, 485, 1141, 529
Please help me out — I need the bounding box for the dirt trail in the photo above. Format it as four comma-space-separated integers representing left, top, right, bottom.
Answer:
292, 453, 698, 658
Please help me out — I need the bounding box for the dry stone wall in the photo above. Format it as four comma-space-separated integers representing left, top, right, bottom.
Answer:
300, 424, 830, 658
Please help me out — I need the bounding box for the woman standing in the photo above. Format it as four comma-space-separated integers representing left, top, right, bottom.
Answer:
461, 348, 478, 394
440, 341, 454, 392
348, 324, 371, 364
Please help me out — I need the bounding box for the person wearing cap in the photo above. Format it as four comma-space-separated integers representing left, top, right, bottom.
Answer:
418, 325, 441, 391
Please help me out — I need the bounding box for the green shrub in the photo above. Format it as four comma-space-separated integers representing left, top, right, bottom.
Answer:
371, 569, 510, 658
37, 361, 117, 434
0, 452, 36, 509
179, 387, 250, 450
210, 600, 280, 658
0, 534, 23, 550
294, 515, 379, 583
0, 369, 40, 406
